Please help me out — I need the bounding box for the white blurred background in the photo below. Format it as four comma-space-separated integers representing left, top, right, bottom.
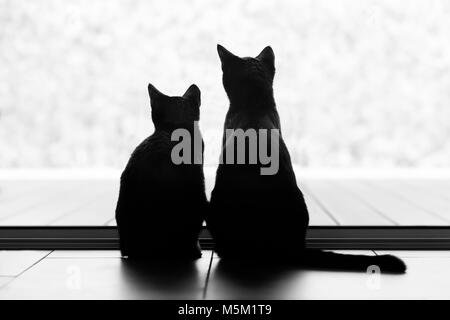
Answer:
1, 0, 450, 169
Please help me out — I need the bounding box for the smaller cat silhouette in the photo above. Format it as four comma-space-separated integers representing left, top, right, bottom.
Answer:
115, 83, 207, 259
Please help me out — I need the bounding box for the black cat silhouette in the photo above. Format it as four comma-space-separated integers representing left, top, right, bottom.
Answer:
116, 84, 207, 259
207, 45, 406, 273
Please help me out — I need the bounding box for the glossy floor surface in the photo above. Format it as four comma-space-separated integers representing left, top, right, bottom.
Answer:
0, 250, 449, 299
2, 176, 450, 226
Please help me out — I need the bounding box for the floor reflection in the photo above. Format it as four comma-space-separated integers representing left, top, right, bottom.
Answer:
119, 258, 202, 299
207, 259, 304, 299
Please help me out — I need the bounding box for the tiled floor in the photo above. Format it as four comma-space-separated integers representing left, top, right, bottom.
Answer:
0, 250, 450, 299
1, 171, 449, 298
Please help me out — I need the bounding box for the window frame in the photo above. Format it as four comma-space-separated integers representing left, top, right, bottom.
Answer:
1, 226, 450, 250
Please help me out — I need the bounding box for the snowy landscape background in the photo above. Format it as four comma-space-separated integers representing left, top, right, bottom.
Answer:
1, 0, 450, 169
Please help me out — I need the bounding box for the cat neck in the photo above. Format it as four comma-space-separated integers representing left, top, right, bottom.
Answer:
154, 122, 199, 134
229, 98, 275, 113
226, 103, 281, 130
228, 88, 276, 113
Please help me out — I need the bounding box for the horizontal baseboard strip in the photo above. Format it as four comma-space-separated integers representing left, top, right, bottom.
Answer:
0, 226, 450, 250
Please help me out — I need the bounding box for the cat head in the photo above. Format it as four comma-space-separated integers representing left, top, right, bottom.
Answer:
147, 83, 201, 130
217, 44, 275, 107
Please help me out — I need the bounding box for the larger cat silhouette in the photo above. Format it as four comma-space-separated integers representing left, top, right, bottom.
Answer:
207, 45, 406, 273
116, 84, 207, 259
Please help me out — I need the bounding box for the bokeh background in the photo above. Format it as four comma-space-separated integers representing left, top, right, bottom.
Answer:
1, 0, 450, 169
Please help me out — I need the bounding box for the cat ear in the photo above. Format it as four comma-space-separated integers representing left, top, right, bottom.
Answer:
147, 83, 165, 107
217, 44, 237, 69
183, 84, 201, 107
256, 46, 275, 71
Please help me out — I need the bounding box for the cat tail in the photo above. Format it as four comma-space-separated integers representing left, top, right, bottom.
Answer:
301, 249, 406, 274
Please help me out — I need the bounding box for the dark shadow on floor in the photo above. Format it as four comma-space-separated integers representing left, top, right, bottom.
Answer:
119, 258, 202, 299
215, 259, 299, 285
207, 256, 389, 299
207, 259, 305, 299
